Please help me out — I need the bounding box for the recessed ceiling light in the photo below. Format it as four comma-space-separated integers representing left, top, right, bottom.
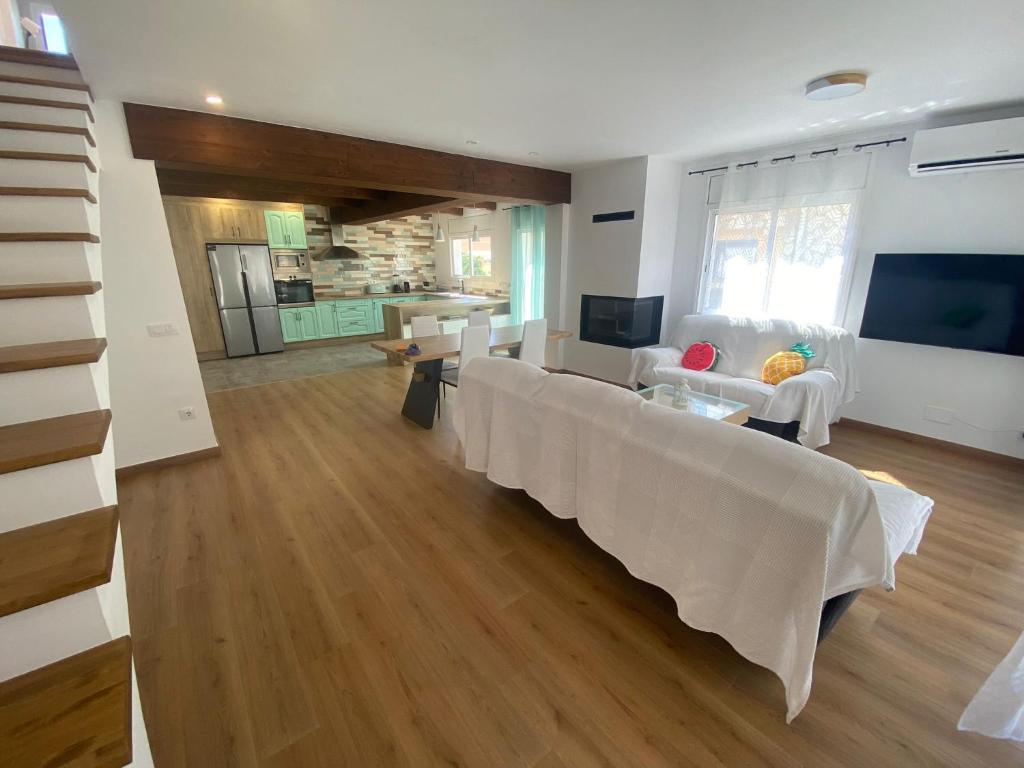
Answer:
528, 151, 540, 157
805, 73, 867, 101
465, 139, 479, 145
205, 94, 224, 106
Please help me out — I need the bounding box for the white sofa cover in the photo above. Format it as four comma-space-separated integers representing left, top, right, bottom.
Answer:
628, 314, 858, 448
454, 357, 932, 722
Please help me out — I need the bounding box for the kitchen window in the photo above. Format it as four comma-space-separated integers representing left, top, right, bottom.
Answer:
451, 234, 492, 278
697, 191, 859, 326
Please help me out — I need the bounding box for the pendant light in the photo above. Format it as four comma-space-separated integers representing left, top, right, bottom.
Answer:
471, 223, 480, 243
434, 211, 445, 242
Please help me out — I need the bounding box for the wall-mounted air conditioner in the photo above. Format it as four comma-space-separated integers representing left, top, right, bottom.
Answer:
909, 116, 1024, 176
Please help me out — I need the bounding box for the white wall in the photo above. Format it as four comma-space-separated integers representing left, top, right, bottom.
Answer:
637, 155, 682, 314
563, 157, 649, 381
94, 100, 219, 468
0, 0, 21, 46
668, 116, 1024, 458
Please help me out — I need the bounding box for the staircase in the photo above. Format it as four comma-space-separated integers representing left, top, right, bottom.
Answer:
0, 46, 147, 766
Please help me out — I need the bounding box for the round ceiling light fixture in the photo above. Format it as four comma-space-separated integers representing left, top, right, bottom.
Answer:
465, 139, 479, 145
204, 93, 224, 106
805, 72, 867, 101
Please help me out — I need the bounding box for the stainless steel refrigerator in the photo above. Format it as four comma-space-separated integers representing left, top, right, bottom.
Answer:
207, 244, 285, 357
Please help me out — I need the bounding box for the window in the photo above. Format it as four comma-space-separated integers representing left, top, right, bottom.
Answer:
39, 13, 68, 55
698, 192, 858, 325
451, 234, 492, 277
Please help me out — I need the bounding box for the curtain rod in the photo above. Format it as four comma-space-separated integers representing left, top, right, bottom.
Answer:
687, 136, 907, 176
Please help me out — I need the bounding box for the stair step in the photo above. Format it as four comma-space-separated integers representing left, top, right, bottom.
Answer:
0, 73, 91, 97
0, 149, 96, 172
0, 505, 118, 618
0, 338, 107, 373
0, 184, 96, 201
0, 232, 99, 243
0, 94, 93, 122
0, 46, 78, 71
0, 281, 101, 300
0, 409, 111, 475
0, 636, 132, 768
0, 120, 94, 147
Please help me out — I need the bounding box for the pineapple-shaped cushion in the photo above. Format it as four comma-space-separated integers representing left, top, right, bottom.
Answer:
762, 342, 816, 385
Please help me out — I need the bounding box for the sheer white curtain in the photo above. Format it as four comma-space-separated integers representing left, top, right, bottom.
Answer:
699, 153, 870, 326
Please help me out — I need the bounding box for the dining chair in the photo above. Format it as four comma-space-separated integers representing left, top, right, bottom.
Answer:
410, 314, 440, 337
440, 324, 490, 397
409, 314, 453, 415
468, 309, 491, 327
518, 318, 548, 367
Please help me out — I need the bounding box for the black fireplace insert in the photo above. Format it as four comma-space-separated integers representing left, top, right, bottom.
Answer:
579, 294, 664, 348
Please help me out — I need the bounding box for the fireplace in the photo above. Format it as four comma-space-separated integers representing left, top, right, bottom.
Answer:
579, 294, 664, 348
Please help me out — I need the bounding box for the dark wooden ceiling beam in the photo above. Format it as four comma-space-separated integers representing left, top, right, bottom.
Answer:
124, 103, 570, 204
331, 193, 458, 226
154, 168, 384, 207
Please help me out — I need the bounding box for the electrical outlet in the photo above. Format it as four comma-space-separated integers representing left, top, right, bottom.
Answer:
178, 407, 196, 421
924, 405, 954, 425
147, 322, 179, 337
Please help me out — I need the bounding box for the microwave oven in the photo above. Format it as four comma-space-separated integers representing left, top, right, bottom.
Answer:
271, 249, 309, 275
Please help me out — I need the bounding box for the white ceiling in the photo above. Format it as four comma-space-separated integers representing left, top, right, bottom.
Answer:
56, 0, 1024, 170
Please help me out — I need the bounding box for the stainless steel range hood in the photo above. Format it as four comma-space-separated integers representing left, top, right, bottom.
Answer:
315, 244, 362, 260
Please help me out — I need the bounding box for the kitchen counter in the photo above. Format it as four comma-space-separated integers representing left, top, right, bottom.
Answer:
381, 295, 511, 339
314, 290, 431, 300
312, 290, 504, 301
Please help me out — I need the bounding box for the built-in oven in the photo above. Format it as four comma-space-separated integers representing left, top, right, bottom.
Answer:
271, 249, 309, 276
275, 278, 315, 306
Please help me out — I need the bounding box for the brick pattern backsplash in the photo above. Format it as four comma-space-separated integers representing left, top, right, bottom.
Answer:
305, 204, 437, 293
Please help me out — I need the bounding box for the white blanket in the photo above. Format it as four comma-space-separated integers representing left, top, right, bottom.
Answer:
455, 358, 931, 721
958, 630, 1024, 740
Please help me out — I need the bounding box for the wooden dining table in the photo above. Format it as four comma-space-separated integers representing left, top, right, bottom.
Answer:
371, 325, 573, 428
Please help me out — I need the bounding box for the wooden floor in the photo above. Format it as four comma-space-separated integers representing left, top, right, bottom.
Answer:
117, 365, 1024, 767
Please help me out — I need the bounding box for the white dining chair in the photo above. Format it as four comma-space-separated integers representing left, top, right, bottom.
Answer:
518, 318, 547, 367
468, 309, 491, 327
410, 314, 440, 337
409, 314, 454, 415
440, 324, 490, 397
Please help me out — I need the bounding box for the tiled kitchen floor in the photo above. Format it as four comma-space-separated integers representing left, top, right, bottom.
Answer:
199, 341, 388, 392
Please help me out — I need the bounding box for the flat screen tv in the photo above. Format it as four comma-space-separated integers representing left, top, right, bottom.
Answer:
859, 253, 1024, 356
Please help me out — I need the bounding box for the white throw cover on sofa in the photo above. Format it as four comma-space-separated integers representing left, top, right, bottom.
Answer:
454, 357, 931, 722
628, 314, 858, 448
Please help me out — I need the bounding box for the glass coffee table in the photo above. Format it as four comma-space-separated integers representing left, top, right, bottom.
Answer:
636, 383, 751, 425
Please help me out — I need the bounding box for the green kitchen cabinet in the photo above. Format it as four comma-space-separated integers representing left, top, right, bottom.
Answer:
279, 308, 302, 343
264, 210, 308, 249
264, 211, 288, 248
283, 211, 307, 248
316, 301, 340, 338
335, 299, 371, 336
295, 306, 320, 341
370, 298, 389, 334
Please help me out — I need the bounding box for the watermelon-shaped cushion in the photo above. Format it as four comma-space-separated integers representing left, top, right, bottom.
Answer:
681, 341, 719, 371
762, 342, 815, 385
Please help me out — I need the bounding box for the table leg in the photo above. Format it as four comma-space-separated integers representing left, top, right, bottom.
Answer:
401, 358, 442, 428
